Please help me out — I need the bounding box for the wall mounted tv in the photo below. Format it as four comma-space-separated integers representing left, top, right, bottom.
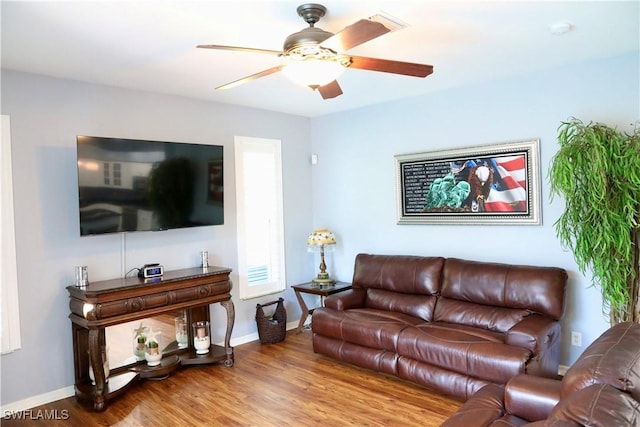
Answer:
77, 136, 223, 236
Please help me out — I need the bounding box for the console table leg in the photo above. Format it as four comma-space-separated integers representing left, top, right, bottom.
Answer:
88, 329, 106, 411
221, 299, 235, 367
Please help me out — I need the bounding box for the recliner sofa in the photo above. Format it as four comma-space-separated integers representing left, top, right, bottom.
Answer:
441, 321, 640, 426
312, 254, 568, 400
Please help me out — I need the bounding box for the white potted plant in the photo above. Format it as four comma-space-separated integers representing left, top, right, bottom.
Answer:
144, 329, 162, 367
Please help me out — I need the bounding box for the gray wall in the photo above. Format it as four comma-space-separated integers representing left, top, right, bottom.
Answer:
0, 70, 313, 405
310, 52, 639, 366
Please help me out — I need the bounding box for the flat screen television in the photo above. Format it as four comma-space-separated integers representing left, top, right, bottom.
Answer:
76, 136, 223, 236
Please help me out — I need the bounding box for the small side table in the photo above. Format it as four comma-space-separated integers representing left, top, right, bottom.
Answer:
292, 281, 352, 333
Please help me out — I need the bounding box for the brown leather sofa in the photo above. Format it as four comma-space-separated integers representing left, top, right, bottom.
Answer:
441, 321, 640, 426
312, 254, 567, 400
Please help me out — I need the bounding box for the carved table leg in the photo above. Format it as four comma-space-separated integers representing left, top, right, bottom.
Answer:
88, 329, 106, 411
221, 299, 235, 367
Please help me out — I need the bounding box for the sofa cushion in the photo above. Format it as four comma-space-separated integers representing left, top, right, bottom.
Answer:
525, 421, 579, 427
397, 357, 492, 400
546, 384, 640, 427
441, 258, 567, 320
397, 323, 532, 384
434, 298, 531, 333
353, 254, 444, 321
311, 307, 423, 352
365, 288, 437, 322
561, 322, 640, 401
312, 334, 399, 376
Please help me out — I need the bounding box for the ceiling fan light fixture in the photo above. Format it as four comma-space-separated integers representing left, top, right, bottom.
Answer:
199, 3, 433, 99
282, 58, 347, 89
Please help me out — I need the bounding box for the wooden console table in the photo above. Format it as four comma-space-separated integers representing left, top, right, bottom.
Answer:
66, 266, 234, 411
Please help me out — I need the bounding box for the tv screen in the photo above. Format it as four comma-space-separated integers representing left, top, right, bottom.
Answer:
76, 136, 223, 236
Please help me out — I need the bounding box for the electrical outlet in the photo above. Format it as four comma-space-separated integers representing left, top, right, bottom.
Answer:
571, 331, 582, 347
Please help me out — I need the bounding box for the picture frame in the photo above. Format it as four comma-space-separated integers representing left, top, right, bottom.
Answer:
394, 139, 541, 225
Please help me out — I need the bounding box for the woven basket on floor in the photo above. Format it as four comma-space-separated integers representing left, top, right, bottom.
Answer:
256, 298, 287, 344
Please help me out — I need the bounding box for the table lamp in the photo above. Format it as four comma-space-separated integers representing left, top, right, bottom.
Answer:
307, 228, 337, 285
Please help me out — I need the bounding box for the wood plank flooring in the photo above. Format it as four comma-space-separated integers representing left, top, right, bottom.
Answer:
3, 331, 462, 426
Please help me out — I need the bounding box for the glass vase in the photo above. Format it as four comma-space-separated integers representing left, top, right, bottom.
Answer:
175, 316, 188, 349
192, 320, 210, 354
133, 326, 149, 361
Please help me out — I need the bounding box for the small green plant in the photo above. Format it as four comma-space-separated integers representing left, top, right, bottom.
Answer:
145, 329, 161, 356
134, 322, 147, 339
134, 323, 147, 349
549, 118, 640, 324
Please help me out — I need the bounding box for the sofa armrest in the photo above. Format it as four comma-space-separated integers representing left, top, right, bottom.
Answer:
504, 374, 561, 422
506, 314, 561, 378
324, 288, 367, 310
440, 384, 505, 427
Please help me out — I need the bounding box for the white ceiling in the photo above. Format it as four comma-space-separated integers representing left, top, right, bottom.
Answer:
1, 1, 638, 117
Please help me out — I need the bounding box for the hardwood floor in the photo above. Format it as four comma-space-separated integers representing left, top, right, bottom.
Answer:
4, 331, 462, 426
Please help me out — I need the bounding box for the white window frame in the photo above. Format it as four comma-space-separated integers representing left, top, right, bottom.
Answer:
234, 136, 286, 300
1, 115, 21, 354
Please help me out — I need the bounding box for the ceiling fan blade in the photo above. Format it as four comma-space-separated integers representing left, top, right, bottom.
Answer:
318, 80, 343, 99
321, 19, 390, 53
216, 66, 284, 90
197, 44, 282, 56
349, 56, 433, 78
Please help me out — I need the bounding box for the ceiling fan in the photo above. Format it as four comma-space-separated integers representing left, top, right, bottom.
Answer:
197, 3, 434, 99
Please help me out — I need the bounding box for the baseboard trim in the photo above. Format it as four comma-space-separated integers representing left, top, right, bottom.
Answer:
558, 364, 569, 376
1, 386, 75, 414
1, 321, 301, 412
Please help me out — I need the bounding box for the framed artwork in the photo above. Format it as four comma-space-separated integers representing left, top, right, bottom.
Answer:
395, 139, 541, 225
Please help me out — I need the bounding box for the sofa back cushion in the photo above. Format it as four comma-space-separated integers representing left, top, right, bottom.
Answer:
352, 254, 444, 322
434, 298, 531, 333
548, 384, 640, 427
561, 322, 640, 401
437, 258, 567, 320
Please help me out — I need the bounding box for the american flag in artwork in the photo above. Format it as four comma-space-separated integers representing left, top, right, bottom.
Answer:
485, 155, 528, 212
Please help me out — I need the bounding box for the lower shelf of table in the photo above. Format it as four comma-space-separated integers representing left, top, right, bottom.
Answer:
75, 345, 233, 405
130, 354, 181, 378
180, 344, 234, 366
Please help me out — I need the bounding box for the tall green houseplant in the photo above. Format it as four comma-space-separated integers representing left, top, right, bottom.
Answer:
549, 118, 640, 324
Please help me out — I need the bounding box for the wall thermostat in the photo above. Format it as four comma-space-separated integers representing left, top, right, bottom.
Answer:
139, 264, 164, 279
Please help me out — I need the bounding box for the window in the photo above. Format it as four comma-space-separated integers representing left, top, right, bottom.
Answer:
1, 115, 21, 354
235, 136, 286, 299
113, 162, 121, 186
103, 162, 122, 187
